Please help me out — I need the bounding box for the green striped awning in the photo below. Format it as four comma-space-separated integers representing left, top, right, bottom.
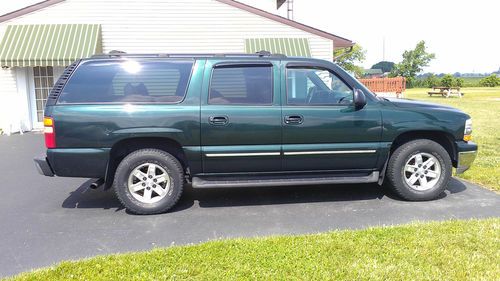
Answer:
245, 38, 311, 57
0, 24, 101, 67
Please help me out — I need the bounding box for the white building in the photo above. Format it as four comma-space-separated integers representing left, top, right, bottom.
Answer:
0, 0, 353, 133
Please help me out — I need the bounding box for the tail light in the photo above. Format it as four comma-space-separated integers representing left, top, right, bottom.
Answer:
43, 117, 56, 148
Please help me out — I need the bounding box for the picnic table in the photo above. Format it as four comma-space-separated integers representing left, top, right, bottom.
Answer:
428, 87, 464, 98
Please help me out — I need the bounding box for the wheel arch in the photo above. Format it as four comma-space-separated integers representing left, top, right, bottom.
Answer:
105, 137, 189, 189
390, 130, 457, 166
379, 130, 457, 185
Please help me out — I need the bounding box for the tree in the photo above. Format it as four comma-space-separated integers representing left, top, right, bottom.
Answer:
479, 74, 500, 87
390, 41, 435, 86
440, 74, 454, 87
371, 61, 395, 73
440, 74, 464, 87
424, 74, 440, 88
333, 44, 366, 78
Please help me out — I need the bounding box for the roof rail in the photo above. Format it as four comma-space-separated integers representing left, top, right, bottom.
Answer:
91, 50, 287, 59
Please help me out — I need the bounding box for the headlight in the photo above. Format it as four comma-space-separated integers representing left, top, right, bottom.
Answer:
464, 118, 472, 141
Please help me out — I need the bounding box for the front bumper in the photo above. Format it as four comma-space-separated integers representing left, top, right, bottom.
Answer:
34, 156, 55, 177
455, 141, 478, 174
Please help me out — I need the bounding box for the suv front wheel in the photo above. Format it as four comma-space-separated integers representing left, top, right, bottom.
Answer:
387, 139, 452, 201
113, 149, 184, 214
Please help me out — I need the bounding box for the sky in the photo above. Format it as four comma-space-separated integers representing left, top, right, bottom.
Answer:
0, 0, 39, 15
244, 0, 500, 74
1, 0, 499, 74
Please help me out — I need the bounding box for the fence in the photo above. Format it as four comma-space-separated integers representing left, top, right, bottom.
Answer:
359, 77, 406, 97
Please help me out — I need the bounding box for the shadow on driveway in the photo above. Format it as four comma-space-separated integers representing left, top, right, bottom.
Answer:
61, 178, 468, 213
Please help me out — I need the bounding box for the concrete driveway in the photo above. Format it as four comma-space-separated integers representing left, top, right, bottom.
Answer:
1, 132, 499, 277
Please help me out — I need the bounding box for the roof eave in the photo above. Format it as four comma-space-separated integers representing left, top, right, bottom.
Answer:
0, 0, 65, 23
0, 0, 355, 48
216, 0, 353, 48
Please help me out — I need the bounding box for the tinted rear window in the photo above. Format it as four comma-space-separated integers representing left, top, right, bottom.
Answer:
209, 65, 273, 105
58, 60, 193, 104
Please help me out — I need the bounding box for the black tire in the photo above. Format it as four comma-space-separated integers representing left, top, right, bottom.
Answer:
386, 139, 452, 201
113, 149, 184, 215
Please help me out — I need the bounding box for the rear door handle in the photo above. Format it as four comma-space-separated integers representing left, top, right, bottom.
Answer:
209, 116, 229, 126
284, 115, 303, 124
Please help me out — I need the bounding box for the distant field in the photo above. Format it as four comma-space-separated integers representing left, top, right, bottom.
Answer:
405, 87, 500, 191
460, 77, 483, 87
415, 76, 484, 87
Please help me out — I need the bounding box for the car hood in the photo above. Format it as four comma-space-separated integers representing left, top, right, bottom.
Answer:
385, 98, 465, 114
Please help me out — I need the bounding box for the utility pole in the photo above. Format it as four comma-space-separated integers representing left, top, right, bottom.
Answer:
382, 37, 386, 61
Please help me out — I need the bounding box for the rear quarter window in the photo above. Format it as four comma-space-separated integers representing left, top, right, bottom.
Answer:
58, 60, 193, 104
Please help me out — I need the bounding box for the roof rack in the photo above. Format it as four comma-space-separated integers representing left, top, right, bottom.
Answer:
91, 50, 287, 59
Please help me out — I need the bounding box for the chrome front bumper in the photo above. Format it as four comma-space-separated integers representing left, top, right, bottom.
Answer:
456, 150, 477, 174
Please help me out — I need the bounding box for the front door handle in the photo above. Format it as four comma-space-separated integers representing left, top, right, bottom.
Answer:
209, 116, 229, 126
284, 115, 303, 124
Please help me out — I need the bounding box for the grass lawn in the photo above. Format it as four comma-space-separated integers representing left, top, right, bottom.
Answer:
8, 218, 499, 281
405, 87, 500, 191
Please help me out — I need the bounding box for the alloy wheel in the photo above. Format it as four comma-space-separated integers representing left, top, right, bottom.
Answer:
403, 152, 441, 191
127, 163, 171, 204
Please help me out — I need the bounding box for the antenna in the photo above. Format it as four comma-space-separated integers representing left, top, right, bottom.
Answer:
287, 0, 294, 20
277, 0, 293, 20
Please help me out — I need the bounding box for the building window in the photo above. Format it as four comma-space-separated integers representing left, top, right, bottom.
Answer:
33, 66, 54, 122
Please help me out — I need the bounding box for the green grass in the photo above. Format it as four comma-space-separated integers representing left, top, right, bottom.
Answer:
404, 87, 500, 191
8, 218, 500, 281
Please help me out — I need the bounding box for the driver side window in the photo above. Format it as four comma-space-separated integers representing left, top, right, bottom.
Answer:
287, 67, 353, 105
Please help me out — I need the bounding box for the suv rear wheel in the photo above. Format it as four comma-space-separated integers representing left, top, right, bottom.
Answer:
387, 139, 452, 201
113, 149, 184, 214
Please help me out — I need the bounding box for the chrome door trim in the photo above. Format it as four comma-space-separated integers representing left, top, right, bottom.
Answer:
206, 150, 377, 157
205, 152, 281, 157
284, 150, 376, 156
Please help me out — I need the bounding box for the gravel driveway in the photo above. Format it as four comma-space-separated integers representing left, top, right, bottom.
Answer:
1, 132, 499, 277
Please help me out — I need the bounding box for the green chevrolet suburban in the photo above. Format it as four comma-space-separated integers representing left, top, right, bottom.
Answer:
34, 51, 477, 214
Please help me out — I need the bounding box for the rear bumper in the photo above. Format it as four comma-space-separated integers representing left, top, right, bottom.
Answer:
47, 148, 109, 178
34, 156, 55, 177
455, 141, 478, 174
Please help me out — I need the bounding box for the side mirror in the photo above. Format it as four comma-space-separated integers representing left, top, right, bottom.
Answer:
353, 89, 367, 110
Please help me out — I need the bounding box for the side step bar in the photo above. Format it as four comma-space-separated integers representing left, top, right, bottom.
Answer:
192, 172, 379, 188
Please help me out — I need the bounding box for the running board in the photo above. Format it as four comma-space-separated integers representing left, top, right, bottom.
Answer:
192, 172, 379, 188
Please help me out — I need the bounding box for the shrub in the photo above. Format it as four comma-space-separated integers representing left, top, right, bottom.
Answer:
439, 74, 465, 88
424, 74, 440, 88
479, 74, 500, 87
440, 74, 454, 87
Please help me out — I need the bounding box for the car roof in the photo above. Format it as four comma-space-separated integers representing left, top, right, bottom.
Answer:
86, 51, 327, 63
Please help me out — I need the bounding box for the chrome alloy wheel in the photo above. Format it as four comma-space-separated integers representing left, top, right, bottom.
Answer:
127, 163, 171, 204
403, 152, 441, 191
